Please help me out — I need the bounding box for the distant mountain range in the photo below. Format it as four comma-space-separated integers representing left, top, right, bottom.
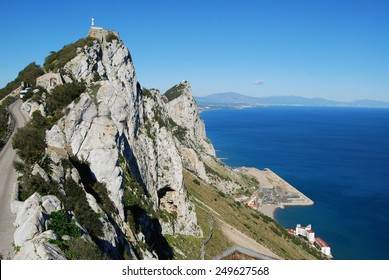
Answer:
195, 92, 389, 109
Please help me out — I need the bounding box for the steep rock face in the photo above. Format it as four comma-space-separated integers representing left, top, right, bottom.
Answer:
164, 82, 244, 194
47, 36, 201, 241
164, 81, 215, 182
134, 89, 201, 236
165, 81, 215, 157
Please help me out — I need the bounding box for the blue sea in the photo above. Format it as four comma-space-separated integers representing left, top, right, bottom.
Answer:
201, 106, 389, 260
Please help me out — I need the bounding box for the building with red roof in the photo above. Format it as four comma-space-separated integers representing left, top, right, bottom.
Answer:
315, 237, 332, 257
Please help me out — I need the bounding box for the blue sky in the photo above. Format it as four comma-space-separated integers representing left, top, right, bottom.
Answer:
0, 0, 388, 101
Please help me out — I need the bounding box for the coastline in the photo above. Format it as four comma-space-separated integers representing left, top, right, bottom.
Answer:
235, 167, 313, 220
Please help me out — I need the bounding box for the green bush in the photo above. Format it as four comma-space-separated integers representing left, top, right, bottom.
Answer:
172, 124, 188, 142
63, 178, 103, 237
0, 62, 44, 100
12, 111, 50, 165
193, 178, 201, 185
19, 174, 52, 201
105, 32, 119, 43
46, 81, 86, 116
44, 38, 94, 72
12, 126, 46, 164
66, 238, 105, 260
48, 210, 81, 239
92, 182, 116, 214
0, 106, 9, 140
164, 83, 186, 102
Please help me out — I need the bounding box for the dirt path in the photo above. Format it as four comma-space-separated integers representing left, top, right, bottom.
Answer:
0, 99, 28, 259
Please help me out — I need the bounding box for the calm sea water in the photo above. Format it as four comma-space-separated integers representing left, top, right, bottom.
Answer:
201, 106, 389, 260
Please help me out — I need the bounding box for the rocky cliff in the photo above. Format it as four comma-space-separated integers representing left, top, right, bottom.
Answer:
8, 26, 326, 261
8, 27, 324, 261
13, 29, 209, 259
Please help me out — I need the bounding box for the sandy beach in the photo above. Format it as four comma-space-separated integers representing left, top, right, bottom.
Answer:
257, 204, 282, 219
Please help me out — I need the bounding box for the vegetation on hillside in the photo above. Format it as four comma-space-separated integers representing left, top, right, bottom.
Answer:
12, 111, 51, 166
0, 62, 44, 100
0, 96, 17, 145
0, 106, 9, 141
163, 83, 187, 102
105, 31, 119, 43
184, 169, 326, 260
46, 81, 86, 119
44, 37, 94, 72
48, 210, 105, 260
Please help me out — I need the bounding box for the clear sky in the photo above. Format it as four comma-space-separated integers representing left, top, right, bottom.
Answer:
0, 0, 388, 101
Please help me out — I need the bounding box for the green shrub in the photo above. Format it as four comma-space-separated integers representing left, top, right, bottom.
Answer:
63, 178, 103, 237
0, 106, 9, 140
250, 212, 260, 219
164, 83, 186, 102
12, 126, 46, 165
19, 174, 52, 201
44, 38, 94, 72
91, 182, 116, 214
0, 62, 44, 100
172, 124, 188, 142
66, 238, 105, 260
193, 178, 200, 185
141, 88, 153, 98
48, 210, 81, 239
217, 190, 226, 198
12, 111, 50, 165
46, 81, 86, 116
105, 32, 119, 43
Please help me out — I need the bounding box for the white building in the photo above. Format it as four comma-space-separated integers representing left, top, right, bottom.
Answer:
315, 237, 332, 257
296, 224, 315, 243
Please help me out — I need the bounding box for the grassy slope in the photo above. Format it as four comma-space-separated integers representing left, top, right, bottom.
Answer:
184, 169, 323, 260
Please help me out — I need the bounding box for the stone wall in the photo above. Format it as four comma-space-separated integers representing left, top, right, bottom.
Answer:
88, 27, 119, 42
36, 73, 63, 92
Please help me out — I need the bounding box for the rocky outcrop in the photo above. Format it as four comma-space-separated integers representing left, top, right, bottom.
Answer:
163, 81, 215, 183
165, 81, 215, 158
14, 194, 55, 247
21, 101, 45, 117
15, 27, 226, 259
14, 230, 67, 260
45, 35, 202, 243
13, 193, 62, 251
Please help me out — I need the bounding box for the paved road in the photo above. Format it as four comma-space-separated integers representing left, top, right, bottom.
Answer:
0, 99, 28, 259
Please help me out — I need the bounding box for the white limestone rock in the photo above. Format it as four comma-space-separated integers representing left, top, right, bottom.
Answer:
164, 81, 216, 158
21, 101, 46, 117
180, 148, 208, 182
54, 37, 202, 240
14, 230, 66, 260
134, 90, 202, 236
13, 194, 64, 247
46, 124, 66, 150
41, 195, 62, 215
31, 163, 50, 182
62, 93, 98, 156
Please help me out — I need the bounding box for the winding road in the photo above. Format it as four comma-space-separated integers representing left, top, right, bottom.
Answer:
0, 99, 29, 259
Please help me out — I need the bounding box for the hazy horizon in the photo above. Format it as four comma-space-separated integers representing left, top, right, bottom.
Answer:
1, 0, 388, 101
194, 91, 389, 103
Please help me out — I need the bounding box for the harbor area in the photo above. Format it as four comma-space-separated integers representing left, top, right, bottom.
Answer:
233, 167, 314, 218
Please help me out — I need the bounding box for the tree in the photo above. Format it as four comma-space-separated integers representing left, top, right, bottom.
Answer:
12, 111, 49, 165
